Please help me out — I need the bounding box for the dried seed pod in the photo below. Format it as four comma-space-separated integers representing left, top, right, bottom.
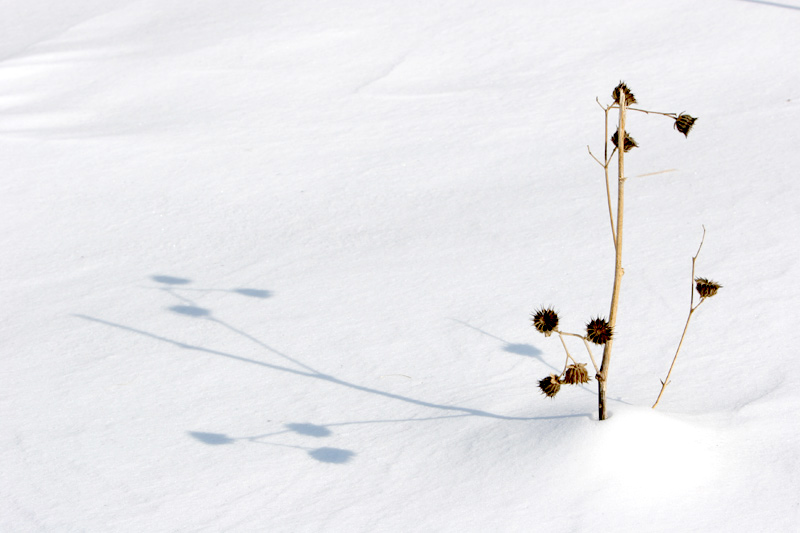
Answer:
563, 363, 591, 385
611, 129, 638, 152
531, 307, 559, 337
695, 277, 722, 298
538, 374, 562, 398
674, 114, 697, 137
586, 317, 613, 345
612, 81, 637, 106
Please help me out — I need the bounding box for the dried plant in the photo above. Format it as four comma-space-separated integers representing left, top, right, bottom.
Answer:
564, 363, 591, 385
531, 307, 559, 337
610, 129, 638, 152
531, 82, 720, 419
538, 374, 562, 398
585, 317, 613, 345
652, 228, 721, 408
674, 114, 697, 137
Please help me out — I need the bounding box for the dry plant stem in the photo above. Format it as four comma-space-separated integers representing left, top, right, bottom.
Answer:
622, 107, 677, 118
652, 228, 707, 408
580, 337, 600, 375
603, 105, 617, 250
590, 100, 618, 250
598, 91, 627, 421
557, 330, 600, 374
557, 332, 579, 375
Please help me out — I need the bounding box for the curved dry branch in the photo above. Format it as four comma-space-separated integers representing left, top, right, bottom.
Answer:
652, 227, 707, 408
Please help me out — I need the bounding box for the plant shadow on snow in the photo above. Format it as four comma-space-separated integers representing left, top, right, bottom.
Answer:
149, 274, 272, 301
188, 414, 506, 464
448, 319, 558, 371
187, 424, 356, 464
737, 0, 800, 11
74, 275, 596, 463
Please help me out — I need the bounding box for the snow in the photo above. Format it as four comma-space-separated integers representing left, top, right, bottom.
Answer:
2, 0, 800, 530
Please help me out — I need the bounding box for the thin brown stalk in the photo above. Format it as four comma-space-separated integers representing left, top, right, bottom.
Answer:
556, 330, 600, 375
588, 102, 618, 250
587, 146, 605, 167
627, 108, 676, 118
603, 104, 617, 250
652, 227, 707, 408
581, 337, 600, 375
610, 106, 677, 118
557, 332, 579, 375
598, 88, 627, 420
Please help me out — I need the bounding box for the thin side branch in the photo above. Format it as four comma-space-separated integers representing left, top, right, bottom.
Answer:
606, 146, 618, 167
609, 105, 677, 118
557, 330, 587, 341
652, 227, 707, 408
555, 329, 600, 377
557, 332, 579, 375
580, 337, 600, 375
589, 102, 618, 251
587, 146, 605, 167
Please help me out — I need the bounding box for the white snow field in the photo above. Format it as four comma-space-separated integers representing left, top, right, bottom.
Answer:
2, 0, 800, 530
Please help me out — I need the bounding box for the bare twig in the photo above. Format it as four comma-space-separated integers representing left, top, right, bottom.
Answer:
557, 332, 579, 375
555, 330, 600, 374
652, 227, 707, 408
603, 103, 617, 251
581, 337, 600, 375
587, 146, 605, 167
609, 105, 677, 118
588, 102, 618, 250
606, 146, 618, 167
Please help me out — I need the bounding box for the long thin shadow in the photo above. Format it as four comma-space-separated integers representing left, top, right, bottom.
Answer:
211, 412, 586, 445
165, 304, 320, 374
209, 316, 320, 375
450, 319, 631, 403
450, 318, 558, 370
738, 0, 800, 10
188, 431, 356, 464
73, 314, 576, 421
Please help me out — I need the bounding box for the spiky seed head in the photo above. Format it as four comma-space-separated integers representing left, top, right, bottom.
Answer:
538, 374, 562, 398
695, 277, 722, 298
563, 363, 591, 385
531, 307, 559, 337
586, 317, 613, 345
674, 114, 697, 137
612, 81, 637, 106
611, 129, 638, 152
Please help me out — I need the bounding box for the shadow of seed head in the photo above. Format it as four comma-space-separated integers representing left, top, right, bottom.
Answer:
152, 275, 191, 285
169, 305, 211, 317
285, 423, 331, 437
564, 363, 591, 385
308, 447, 355, 464
531, 307, 559, 337
233, 288, 272, 298
674, 114, 697, 137
611, 129, 638, 152
612, 81, 637, 106
188, 432, 235, 445
695, 277, 722, 298
586, 317, 613, 345
538, 374, 562, 398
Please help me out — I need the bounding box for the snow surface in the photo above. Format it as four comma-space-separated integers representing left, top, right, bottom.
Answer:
2, 0, 800, 531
